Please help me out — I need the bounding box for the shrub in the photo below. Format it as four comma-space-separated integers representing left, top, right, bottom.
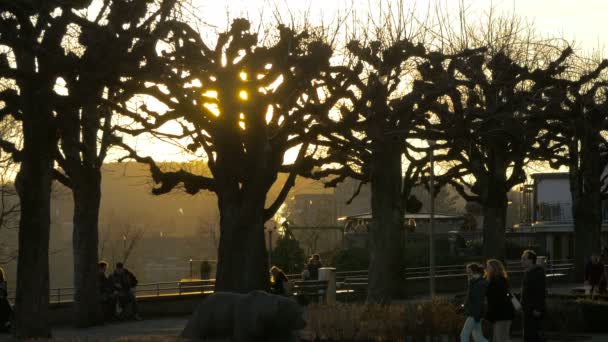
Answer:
304, 300, 464, 341
272, 236, 306, 274
333, 248, 370, 271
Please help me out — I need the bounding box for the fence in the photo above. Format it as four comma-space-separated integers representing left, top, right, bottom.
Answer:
6, 259, 575, 303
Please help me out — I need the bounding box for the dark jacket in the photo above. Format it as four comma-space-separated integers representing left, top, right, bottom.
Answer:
485, 276, 515, 322
270, 272, 289, 296
99, 273, 113, 298
585, 261, 605, 285
521, 265, 546, 314
0, 281, 12, 327
112, 269, 138, 293
464, 276, 488, 321
307, 261, 322, 280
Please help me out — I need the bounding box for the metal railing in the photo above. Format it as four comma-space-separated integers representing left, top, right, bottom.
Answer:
6, 259, 575, 303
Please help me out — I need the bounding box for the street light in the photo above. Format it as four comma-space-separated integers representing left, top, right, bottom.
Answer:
266, 224, 276, 267
429, 139, 436, 298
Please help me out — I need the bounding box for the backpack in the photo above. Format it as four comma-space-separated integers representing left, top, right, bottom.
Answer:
127, 270, 138, 287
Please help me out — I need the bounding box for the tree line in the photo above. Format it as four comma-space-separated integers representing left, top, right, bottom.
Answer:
1, 1, 607, 337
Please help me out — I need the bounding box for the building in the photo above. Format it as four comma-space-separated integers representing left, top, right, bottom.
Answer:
516, 172, 608, 260
340, 212, 465, 235
339, 212, 467, 250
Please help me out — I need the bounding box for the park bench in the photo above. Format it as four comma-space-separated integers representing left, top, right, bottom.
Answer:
289, 279, 328, 304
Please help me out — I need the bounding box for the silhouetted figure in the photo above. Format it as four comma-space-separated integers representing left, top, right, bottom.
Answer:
521, 250, 546, 342
307, 254, 322, 280
112, 262, 141, 320
98, 261, 115, 321
585, 254, 606, 294
270, 266, 289, 296
485, 259, 515, 342
0, 267, 12, 333
460, 263, 488, 342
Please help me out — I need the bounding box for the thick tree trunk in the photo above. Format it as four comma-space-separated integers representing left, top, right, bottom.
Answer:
572, 195, 601, 280
14, 117, 54, 338
481, 188, 508, 261
367, 138, 404, 303
72, 169, 103, 327
571, 127, 602, 280
214, 191, 269, 292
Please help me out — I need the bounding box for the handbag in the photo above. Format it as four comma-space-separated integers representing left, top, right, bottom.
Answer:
510, 292, 522, 312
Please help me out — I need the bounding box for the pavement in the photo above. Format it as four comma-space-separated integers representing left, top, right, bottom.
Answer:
0, 316, 605, 342
0, 284, 602, 341
54, 317, 189, 341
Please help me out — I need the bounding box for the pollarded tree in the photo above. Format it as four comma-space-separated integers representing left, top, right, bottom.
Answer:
538, 59, 608, 278
309, 38, 438, 303
417, 47, 575, 260
0, 1, 93, 336
115, 19, 348, 292
308, 32, 483, 302
51, 0, 177, 327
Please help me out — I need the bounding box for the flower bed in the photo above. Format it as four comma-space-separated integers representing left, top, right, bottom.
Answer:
303, 299, 464, 341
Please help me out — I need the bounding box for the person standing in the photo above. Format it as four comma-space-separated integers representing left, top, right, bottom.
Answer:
485, 259, 515, 342
584, 254, 606, 294
460, 263, 488, 342
521, 250, 546, 342
307, 254, 322, 280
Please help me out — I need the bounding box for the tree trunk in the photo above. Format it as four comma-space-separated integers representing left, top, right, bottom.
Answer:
72, 169, 103, 327
14, 115, 54, 338
572, 195, 601, 280
481, 187, 508, 261
214, 191, 269, 292
571, 126, 602, 280
367, 137, 404, 303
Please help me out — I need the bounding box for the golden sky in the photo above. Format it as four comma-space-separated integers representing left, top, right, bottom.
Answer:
119, 0, 608, 163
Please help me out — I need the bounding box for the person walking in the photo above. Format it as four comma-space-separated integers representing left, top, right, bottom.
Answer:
0, 267, 12, 333
521, 250, 546, 342
584, 254, 606, 295
485, 259, 515, 342
460, 263, 488, 342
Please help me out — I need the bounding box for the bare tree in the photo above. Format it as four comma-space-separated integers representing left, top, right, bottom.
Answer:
413, 5, 574, 259
115, 18, 349, 292
0, 116, 20, 264
538, 56, 608, 278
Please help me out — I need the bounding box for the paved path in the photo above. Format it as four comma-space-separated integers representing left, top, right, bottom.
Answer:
54, 316, 188, 341
0, 316, 606, 342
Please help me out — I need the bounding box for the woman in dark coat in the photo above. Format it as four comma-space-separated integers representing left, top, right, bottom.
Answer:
485, 259, 515, 342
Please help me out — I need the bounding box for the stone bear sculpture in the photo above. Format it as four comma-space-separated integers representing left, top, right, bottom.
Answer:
180, 290, 306, 342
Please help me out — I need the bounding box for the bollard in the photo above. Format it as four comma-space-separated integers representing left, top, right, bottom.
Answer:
318, 267, 336, 305
537, 256, 547, 269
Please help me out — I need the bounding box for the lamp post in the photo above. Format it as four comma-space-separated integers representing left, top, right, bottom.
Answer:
429, 139, 436, 298
189, 258, 193, 279
266, 224, 276, 267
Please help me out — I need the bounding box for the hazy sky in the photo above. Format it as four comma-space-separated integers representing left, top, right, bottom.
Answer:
193, 0, 608, 51
125, 0, 608, 162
